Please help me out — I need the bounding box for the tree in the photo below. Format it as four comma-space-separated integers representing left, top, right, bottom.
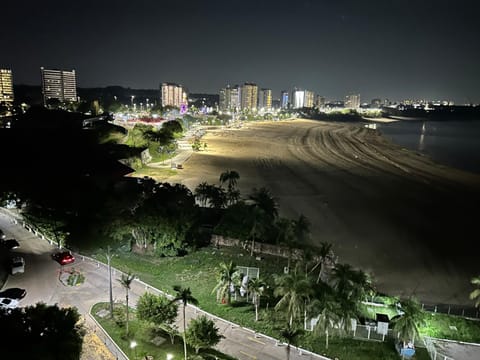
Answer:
279, 324, 303, 360
212, 261, 238, 305
118, 272, 135, 335
275, 218, 295, 269
136, 292, 179, 344
186, 315, 224, 354
393, 297, 425, 348
312, 296, 342, 350
274, 267, 313, 326
172, 285, 199, 360
194, 182, 210, 207
248, 187, 278, 256
470, 275, 480, 308
248, 277, 266, 321
312, 242, 335, 283
219, 170, 240, 205
0, 303, 84, 359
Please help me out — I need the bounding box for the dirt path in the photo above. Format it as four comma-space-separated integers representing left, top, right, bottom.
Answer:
160, 119, 480, 305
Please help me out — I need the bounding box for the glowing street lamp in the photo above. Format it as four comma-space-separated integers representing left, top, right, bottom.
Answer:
166, 354, 174, 360
130, 340, 138, 359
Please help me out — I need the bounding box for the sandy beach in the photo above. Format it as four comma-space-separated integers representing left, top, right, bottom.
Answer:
163, 119, 480, 305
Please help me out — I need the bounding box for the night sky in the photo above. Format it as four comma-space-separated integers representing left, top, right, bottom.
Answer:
2, 0, 479, 103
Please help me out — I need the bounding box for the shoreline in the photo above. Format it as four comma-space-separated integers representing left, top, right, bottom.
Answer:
157, 118, 480, 306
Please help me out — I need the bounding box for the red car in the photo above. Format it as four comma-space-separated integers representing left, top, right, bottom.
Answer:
52, 251, 75, 265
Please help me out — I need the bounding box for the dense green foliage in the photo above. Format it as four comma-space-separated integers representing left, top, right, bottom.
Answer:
186, 315, 223, 354
0, 303, 84, 359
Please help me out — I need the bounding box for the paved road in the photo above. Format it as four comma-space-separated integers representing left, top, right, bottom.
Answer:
0, 210, 328, 360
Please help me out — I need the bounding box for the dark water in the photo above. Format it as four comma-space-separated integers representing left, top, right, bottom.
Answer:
376, 119, 480, 174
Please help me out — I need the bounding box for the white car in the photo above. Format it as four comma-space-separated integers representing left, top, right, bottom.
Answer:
10, 257, 25, 275
0, 297, 19, 310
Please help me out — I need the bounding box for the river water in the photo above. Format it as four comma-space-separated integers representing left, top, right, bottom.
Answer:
375, 119, 480, 174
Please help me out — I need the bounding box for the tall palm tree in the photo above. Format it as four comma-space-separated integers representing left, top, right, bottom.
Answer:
248, 187, 279, 221
248, 187, 278, 256
194, 182, 210, 207
275, 218, 295, 269
310, 242, 334, 283
279, 324, 303, 360
248, 277, 266, 321
274, 267, 313, 326
470, 275, 480, 308
212, 261, 238, 305
312, 296, 341, 350
393, 297, 425, 348
172, 285, 199, 360
219, 170, 240, 205
117, 272, 135, 335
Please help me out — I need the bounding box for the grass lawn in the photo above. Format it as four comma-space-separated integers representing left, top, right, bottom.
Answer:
420, 312, 480, 343
133, 166, 178, 177
91, 302, 235, 360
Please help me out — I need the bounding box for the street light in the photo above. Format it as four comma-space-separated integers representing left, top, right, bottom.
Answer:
166, 354, 174, 360
130, 340, 137, 359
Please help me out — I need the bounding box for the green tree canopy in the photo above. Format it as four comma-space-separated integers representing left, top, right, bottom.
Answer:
186, 315, 224, 354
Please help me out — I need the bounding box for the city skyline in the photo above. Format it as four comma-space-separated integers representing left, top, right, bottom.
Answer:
1, 0, 479, 104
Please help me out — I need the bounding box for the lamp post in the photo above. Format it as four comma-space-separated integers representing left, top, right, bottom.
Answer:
130, 340, 137, 360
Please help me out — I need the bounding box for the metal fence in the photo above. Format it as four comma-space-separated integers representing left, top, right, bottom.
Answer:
421, 302, 479, 319
424, 337, 455, 360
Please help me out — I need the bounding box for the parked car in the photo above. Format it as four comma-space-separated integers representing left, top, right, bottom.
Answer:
52, 251, 75, 265
10, 257, 25, 275
1, 239, 20, 250
0, 288, 27, 300
0, 297, 19, 310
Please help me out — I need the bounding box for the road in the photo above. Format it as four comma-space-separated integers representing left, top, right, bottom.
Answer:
0, 209, 328, 360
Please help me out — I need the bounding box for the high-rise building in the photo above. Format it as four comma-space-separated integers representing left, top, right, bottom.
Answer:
0, 69, 14, 107
40, 68, 77, 105
345, 94, 361, 109
281, 90, 289, 108
258, 88, 272, 110
315, 95, 326, 109
219, 85, 241, 112
304, 90, 315, 108
161, 82, 188, 108
292, 88, 315, 108
240, 82, 258, 110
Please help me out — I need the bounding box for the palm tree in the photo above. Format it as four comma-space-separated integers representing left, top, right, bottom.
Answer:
117, 272, 135, 335
194, 182, 210, 207
248, 277, 266, 321
274, 267, 313, 326
393, 297, 425, 348
312, 296, 341, 350
248, 187, 279, 221
172, 285, 199, 360
212, 261, 238, 305
279, 324, 303, 360
219, 170, 240, 205
309, 242, 334, 283
470, 275, 480, 308
275, 218, 295, 269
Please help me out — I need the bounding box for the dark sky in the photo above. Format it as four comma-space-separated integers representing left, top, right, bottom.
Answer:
2, 0, 479, 103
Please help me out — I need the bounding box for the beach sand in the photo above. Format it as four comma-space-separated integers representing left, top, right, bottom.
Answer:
160, 119, 480, 305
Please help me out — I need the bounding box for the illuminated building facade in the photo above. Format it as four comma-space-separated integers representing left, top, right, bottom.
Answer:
240, 82, 258, 110
292, 88, 315, 108
161, 82, 188, 108
40, 67, 77, 105
345, 94, 361, 109
281, 90, 289, 108
258, 88, 272, 110
315, 95, 326, 108
219, 84, 241, 112
0, 69, 14, 106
